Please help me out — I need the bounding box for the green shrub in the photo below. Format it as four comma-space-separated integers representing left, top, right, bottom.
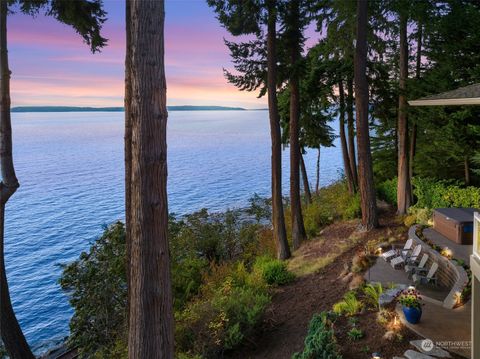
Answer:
377, 178, 397, 205
412, 177, 480, 209
403, 214, 417, 227
176, 263, 271, 356
172, 209, 274, 264
246, 193, 271, 223
303, 199, 333, 237
254, 256, 295, 285
347, 327, 364, 341
239, 225, 276, 264
362, 283, 383, 310
292, 312, 342, 359
404, 207, 433, 227
343, 193, 361, 220
172, 209, 239, 262
172, 256, 209, 309
214, 285, 270, 349
332, 292, 363, 316
377, 177, 480, 211
61, 210, 275, 357
92, 339, 127, 359
60, 222, 127, 358
301, 181, 361, 237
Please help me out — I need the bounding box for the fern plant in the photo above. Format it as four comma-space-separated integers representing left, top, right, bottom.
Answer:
332, 292, 363, 316
363, 283, 383, 310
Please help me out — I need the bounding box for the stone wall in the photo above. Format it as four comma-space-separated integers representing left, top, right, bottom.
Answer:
409, 225, 469, 309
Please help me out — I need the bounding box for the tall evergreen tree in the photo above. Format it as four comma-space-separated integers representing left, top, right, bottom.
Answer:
355, 0, 378, 229
208, 0, 291, 259
277, 43, 335, 200
396, 3, 411, 214
408, 0, 432, 187
316, 0, 358, 190
266, 0, 291, 259
124, 0, 132, 335
409, 19, 422, 191
283, 0, 307, 248
126, 0, 174, 357
346, 77, 358, 188
409, 0, 480, 183
299, 150, 312, 204
339, 80, 355, 194
0, 1, 105, 357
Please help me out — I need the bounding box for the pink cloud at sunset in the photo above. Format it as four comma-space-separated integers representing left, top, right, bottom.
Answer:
6, 1, 269, 109
6, 1, 321, 109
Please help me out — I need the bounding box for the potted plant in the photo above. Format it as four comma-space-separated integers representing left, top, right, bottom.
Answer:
397, 287, 422, 324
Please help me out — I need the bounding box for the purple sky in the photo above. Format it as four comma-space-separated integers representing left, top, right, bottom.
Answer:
9, 1, 319, 109
7, 1, 265, 108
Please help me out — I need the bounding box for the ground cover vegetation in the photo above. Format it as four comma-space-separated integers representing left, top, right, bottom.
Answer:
60, 185, 358, 358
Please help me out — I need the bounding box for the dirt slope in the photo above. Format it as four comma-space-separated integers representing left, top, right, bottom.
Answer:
228, 208, 414, 359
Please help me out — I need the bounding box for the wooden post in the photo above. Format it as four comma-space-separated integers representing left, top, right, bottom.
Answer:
471, 212, 480, 358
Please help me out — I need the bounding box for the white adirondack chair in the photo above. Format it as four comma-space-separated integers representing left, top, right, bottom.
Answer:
382, 238, 413, 262
405, 253, 429, 277
413, 262, 439, 286
391, 244, 421, 269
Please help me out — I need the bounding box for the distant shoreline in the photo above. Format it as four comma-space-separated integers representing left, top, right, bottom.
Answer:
11, 105, 268, 113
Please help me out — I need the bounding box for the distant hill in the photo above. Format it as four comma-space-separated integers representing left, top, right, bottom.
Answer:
11, 105, 248, 113
169, 105, 246, 111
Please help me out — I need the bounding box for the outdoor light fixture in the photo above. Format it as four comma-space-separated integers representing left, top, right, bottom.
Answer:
454, 291, 462, 306
441, 247, 453, 259
390, 315, 401, 331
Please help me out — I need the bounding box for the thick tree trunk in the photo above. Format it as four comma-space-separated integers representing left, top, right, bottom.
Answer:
354, 0, 378, 230
289, 0, 307, 249
415, 23, 422, 78
465, 156, 471, 186
346, 77, 358, 189
124, 0, 132, 328
266, 0, 290, 260
396, 12, 411, 215
409, 22, 422, 198
409, 123, 416, 181
339, 81, 355, 195
0, 3, 34, 357
315, 147, 320, 193
299, 150, 312, 204
127, 1, 174, 357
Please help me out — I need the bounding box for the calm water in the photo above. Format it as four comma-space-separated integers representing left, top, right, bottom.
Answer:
7, 111, 342, 352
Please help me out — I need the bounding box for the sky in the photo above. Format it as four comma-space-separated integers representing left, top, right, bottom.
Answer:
8, 0, 270, 109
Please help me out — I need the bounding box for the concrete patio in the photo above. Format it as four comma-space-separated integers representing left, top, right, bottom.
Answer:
365, 225, 473, 359
396, 301, 471, 358
365, 258, 450, 303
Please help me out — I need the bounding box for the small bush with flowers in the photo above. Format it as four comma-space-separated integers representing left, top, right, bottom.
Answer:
396, 288, 422, 309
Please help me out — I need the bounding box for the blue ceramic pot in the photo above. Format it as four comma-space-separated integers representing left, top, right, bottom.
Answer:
402, 305, 422, 324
